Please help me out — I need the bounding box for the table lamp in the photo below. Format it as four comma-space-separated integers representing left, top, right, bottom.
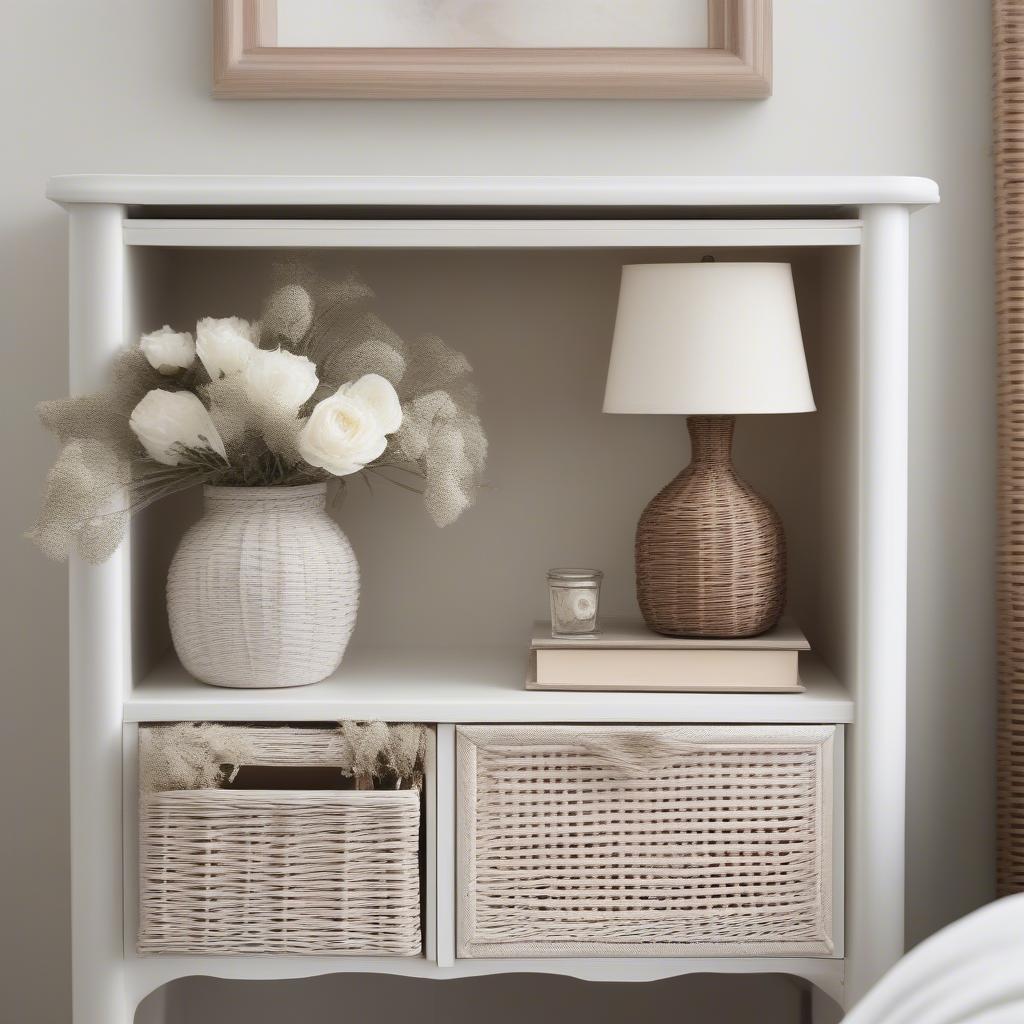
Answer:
603, 262, 815, 638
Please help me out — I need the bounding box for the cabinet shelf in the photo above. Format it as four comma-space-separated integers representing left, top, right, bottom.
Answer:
126, 647, 853, 724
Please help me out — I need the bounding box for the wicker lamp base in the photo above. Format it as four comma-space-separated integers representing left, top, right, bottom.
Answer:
636, 415, 786, 638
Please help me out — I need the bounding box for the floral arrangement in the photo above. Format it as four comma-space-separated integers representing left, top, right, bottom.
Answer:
32, 268, 487, 563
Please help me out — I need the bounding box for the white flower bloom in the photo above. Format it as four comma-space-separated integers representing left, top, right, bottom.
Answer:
298, 375, 402, 477
243, 347, 319, 413
195, 316, 255, 379
129, 389, 227, 467
336, 373, 403, 434
140, 325, 195, 375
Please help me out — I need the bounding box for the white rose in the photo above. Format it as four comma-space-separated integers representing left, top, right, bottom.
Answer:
195, 316, 255, 378
298, 375, 402, 477
243, 347, 319, 413
140, 325, 195, 375
336, 373, 403, 433
129, 389, 228, 467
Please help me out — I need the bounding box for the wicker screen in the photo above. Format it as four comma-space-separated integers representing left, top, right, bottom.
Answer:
457, 724, 837, 958
996, 0, 1024, 897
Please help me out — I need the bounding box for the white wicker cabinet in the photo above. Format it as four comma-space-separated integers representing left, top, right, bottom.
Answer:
49, 174, 939, 1023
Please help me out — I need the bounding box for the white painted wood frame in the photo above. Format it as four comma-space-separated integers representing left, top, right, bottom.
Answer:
213, 0, 772, 99
122, 218, 861, 250
47, 174, 938, 1024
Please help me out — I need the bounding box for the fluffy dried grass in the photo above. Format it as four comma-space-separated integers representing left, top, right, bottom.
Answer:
140, 721, 429, 793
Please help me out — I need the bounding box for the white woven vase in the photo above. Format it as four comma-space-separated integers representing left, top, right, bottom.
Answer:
167, 483, 359, 688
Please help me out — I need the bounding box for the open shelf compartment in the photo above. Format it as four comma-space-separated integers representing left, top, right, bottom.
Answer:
124, 239, 860, 712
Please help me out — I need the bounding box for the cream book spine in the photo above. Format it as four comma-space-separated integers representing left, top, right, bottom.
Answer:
528, 648, 802, 692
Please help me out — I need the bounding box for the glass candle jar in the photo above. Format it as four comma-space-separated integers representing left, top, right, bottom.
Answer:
547, 568, 603, 638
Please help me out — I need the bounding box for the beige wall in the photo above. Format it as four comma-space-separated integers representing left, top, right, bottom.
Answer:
1, 2, 995, 1021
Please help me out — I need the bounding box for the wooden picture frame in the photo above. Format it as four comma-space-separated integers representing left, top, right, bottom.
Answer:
213, 0, 772, 99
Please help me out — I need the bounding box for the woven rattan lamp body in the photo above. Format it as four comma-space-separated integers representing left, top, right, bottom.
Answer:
636, 415, 785, 637
605, 262, 814, 638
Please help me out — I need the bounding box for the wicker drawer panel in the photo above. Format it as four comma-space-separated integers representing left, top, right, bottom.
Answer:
138, 724, 423, 956
457, 724, 837, 958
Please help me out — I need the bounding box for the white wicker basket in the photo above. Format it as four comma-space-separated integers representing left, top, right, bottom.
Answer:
138, 725, 423, 956
457, 724, 837, 958
167, 483, 358, 688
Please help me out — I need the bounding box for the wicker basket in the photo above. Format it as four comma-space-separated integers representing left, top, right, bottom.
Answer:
138, 725, 423, 956
457, 724, 837, 958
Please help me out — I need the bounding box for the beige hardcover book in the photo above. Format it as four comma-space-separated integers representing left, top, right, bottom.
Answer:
527, 619, 808, 692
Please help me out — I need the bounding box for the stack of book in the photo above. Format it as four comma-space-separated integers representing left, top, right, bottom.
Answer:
527, 618, 809, 693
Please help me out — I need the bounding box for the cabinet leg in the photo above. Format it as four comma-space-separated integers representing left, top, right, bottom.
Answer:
67, 203, 130, 1024
791, 978, 843, 1024
810, 983, 844, 1024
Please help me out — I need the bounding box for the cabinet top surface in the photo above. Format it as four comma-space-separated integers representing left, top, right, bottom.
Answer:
46, 174, 940, 209
126, 647, 853, 724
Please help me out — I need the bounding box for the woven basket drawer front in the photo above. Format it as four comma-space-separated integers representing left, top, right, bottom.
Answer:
457, 724, 837, 958
140, 790, 421, 955
138, 725, 424, 957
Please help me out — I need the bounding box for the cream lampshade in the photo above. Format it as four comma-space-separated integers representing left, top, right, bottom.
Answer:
604, 262, 815, 638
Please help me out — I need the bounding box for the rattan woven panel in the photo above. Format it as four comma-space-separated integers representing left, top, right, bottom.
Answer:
995, 0, 1024, 897
137, 724, 424, 956
139, 790, 421, 955
457, 724, 836, 958
635, 416, 786, 639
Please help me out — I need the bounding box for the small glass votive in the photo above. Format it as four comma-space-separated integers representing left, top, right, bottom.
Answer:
547, 568, 603, 638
